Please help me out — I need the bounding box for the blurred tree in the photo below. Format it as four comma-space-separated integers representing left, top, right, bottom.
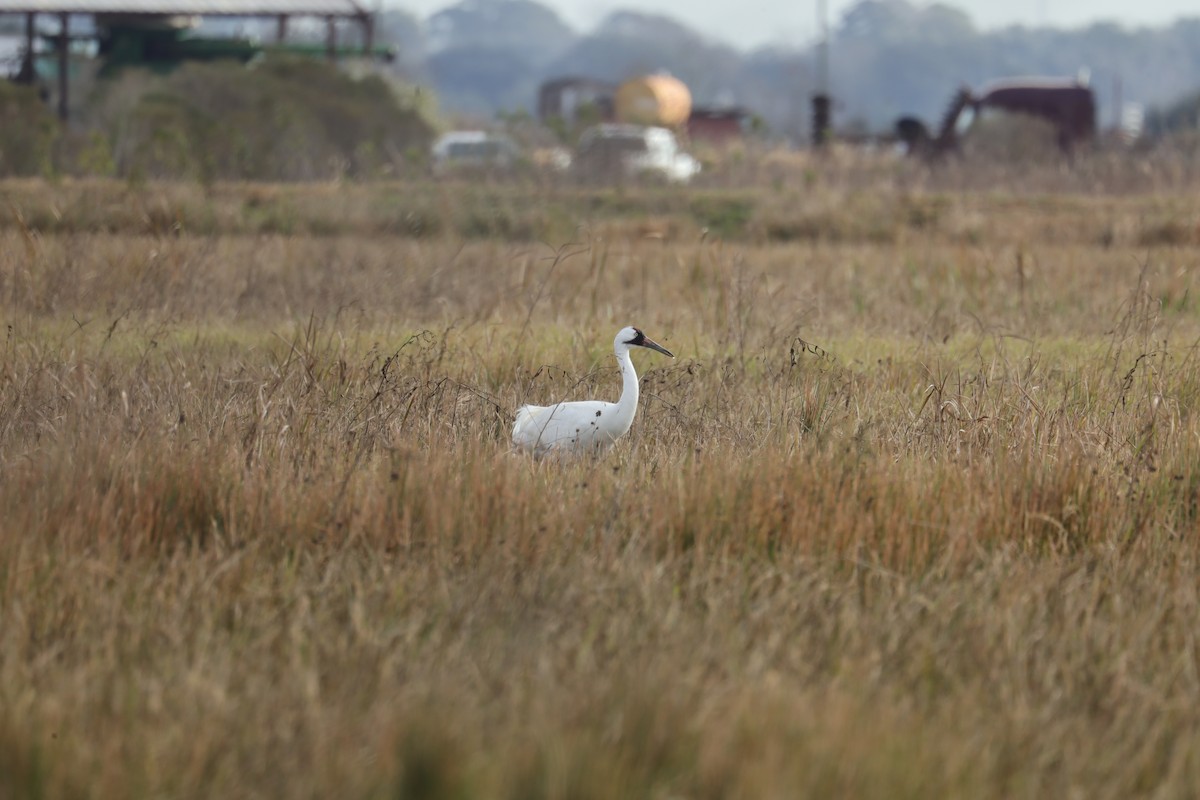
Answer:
0, 82, 59, 177
90, 57, 434, 181
375, 8, 427, 77
427, 47, 540, 117
426, 0, 574, 60
421, 0, 574, 118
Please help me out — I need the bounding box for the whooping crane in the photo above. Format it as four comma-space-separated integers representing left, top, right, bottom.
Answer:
512, 326, 674, 457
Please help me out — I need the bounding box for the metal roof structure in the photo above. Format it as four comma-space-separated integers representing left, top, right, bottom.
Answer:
0, 0, 367, 15
1, 0, 376, 121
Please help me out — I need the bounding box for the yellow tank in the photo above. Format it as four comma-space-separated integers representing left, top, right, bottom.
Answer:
614, 74, 692, 128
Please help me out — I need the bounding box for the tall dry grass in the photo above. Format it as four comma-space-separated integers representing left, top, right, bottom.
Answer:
4, 176, 1200, 797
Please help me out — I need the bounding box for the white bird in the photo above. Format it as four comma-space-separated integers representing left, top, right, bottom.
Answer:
512, 326, 674, 457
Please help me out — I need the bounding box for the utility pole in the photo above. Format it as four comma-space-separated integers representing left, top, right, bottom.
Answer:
1112, 74, 1122, 133
811, 0, 831, 148
57, 12, 68, 122
816, 0, 828, 95
16, 13, 35, 84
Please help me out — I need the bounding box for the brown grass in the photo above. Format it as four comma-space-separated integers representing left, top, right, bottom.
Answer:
4, 174, 1200, 798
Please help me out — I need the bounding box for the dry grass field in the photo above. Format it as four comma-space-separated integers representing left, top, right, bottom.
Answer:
4, 167, 1200, 798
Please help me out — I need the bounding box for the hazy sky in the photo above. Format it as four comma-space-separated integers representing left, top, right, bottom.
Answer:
391, 0, 1200, 49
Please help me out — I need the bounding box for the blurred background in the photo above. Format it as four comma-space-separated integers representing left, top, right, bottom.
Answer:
1, 0, 1198, 182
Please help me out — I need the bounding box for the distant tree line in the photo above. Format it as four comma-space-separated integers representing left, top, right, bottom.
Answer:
0, 57, 434, 180
376, 0, 1200, 139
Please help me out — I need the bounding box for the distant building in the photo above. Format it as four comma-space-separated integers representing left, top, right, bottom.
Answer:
0, 0, 377, 120
537, 76, 615, 126
687, 106, 750, 146
539, 74, 757, 147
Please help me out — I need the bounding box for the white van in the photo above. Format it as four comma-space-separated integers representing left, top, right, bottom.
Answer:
574, 124, 701, 183
431, 131, 519, 175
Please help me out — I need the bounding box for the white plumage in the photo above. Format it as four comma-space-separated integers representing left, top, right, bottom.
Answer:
512, 326, 674, 457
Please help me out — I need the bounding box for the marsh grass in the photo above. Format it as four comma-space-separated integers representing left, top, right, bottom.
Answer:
5, 177, 1200, 797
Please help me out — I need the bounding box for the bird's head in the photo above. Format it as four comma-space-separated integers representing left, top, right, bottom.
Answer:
615, 326, 674, 358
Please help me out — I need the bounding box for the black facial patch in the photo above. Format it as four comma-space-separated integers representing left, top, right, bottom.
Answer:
625, 328, 646, 346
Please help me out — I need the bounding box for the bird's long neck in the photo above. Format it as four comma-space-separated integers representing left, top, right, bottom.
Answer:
612, 346, 640, 431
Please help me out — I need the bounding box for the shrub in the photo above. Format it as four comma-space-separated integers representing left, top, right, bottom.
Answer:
0, 82, 59, 176
89, 56, 435, 181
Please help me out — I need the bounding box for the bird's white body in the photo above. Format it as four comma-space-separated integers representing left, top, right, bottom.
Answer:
512, 326, 673, 457
512, 399, 630, 457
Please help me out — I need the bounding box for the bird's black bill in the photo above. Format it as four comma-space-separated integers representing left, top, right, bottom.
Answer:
639, 337, 674, 358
